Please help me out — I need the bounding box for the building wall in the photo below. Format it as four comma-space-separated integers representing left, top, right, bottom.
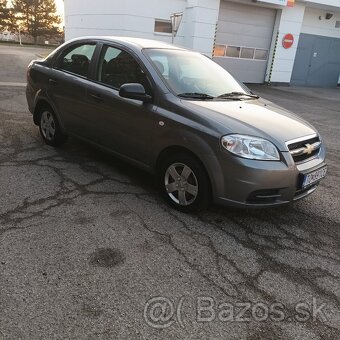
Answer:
265, 4, 306, 83
300, 6, 340, 84
184, 0, 220, 55
265, 3, 340, 84
65, 0, 187, 44
301, 7, 340, 38
64, 0, 219, 56
303, 0, 340, 8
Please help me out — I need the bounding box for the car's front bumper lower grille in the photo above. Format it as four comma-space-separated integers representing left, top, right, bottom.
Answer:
246, 189, 282, 204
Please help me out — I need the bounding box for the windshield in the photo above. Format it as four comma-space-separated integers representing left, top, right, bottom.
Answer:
143, 48, 251, 99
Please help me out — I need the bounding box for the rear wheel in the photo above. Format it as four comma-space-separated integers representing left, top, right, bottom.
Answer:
158, 153, 211, 212
39, 109, 67, 146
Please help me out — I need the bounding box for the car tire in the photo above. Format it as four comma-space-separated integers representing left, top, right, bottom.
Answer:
158, 152, 211, 212
38, 108, 67, 147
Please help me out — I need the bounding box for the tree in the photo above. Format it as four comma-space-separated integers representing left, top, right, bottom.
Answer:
0, 0, 16, 32
12, 0, 61, 43
6, 8, 18, 32
0, 0, 9, 30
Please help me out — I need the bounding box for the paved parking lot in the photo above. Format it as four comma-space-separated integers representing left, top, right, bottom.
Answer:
0, 45, 339, 340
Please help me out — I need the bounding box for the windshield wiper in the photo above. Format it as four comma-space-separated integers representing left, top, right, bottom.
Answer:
178, 92, 215, 100
217, 92, 259, 99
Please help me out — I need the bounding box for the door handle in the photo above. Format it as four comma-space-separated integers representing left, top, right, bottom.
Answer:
90, 93, 103, 102
49, 78, 57, 85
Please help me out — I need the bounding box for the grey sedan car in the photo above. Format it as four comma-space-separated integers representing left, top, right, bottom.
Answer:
26, 36, 327, 212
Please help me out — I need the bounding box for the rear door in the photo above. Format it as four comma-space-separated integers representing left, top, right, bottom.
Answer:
84, 44, 157, 166
48, 41, 98, 136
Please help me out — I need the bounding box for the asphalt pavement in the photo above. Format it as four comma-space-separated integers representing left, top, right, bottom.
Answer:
0, 44, 339, 340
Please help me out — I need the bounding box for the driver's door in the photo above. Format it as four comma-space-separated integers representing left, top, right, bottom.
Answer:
85, 44, 157, 166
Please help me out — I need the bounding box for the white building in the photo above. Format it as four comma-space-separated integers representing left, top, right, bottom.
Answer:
0, 30, 17, 41
64, 0, 340, 87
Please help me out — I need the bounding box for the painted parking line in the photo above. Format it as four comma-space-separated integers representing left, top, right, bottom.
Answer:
0, 82, 26, 87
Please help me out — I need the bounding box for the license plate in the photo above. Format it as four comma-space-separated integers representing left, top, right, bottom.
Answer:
302, 166, 327, 188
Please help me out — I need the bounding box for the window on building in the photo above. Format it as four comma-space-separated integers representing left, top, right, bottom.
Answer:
225, 46, 241, 58
216, 45, 268, 61
240, 47, 255, 59
59, 43, 96, 77
154, 19, 172, 34
335, 21, 340, 28
97, 45, 151, 93
254, 49, 268, 60
213, 45, 226, 57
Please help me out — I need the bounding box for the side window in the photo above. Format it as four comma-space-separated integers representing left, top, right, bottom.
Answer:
150, 55, 169, 79
98, 45, 151, 94
59, 44, 96, 78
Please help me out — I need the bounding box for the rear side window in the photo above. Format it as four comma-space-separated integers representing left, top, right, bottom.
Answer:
59, 44, 96, 78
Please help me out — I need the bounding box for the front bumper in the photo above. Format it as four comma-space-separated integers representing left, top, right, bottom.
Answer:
213, 146, 326, 208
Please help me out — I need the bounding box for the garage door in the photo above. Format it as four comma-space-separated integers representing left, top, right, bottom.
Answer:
213, 1, 276, 83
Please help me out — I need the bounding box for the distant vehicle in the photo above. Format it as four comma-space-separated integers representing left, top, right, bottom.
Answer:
26, 37, 327, 211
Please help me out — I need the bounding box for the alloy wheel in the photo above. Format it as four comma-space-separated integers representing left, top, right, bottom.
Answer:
164, 162, 199, 206
40, 111, 56, 141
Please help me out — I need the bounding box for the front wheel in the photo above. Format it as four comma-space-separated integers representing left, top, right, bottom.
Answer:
158, 153, 211, 212
39, 109, 67, 146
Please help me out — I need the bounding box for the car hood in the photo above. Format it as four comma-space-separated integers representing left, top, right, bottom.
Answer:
181, 98, 317, 151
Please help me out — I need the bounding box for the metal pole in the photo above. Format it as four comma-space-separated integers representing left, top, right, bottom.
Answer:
170, 12, 183, 45
19, 27, 22, 46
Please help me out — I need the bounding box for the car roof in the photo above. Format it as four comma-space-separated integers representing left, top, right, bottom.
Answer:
69, 36, 185, 51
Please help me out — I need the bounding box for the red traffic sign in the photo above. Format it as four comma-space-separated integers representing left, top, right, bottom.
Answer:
282, 33, 294, 49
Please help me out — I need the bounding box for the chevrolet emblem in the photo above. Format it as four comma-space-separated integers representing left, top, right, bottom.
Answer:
304, 143, 314, 155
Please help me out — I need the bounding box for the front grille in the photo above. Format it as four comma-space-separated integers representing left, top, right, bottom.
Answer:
287, 135, 321, 163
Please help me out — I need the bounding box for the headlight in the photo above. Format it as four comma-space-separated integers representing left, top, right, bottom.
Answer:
221, 134, 280, 160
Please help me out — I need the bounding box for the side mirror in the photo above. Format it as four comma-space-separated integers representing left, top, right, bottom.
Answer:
119, 83, 152, 102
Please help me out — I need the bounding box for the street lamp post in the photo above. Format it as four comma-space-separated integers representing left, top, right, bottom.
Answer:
170, 12, 183, 44
18, 26, 22, 46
